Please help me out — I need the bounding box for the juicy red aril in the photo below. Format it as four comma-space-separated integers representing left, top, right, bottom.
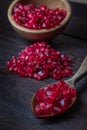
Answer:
34, 81, 76, 116
6, 42, 73, 80
12, 2, 67, 29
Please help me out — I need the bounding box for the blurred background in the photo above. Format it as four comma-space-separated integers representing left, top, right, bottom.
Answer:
69, 0, 87, 4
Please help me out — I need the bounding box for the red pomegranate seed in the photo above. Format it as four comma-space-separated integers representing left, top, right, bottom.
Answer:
6, 41, 73, 80
34, 81, 76, 116
12, 2, 67, 29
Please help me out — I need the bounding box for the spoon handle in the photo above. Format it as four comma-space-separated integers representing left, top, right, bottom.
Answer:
68, 56, 87, 85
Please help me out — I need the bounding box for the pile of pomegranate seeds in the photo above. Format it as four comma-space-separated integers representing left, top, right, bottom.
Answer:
12, 2, 67, 29
33, 81, 76, 116
7, 42, 73, 80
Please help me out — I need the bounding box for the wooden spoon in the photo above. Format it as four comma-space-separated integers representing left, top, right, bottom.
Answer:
32, 56, 87, 118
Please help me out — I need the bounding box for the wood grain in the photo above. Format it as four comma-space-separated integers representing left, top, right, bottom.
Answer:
0, 1, 87, 130
69, 0, 87, 4
64, 2, 87, 40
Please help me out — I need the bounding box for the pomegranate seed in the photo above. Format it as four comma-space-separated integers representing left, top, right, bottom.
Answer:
6, 42, 73, 80
12, 2, 67, 29
34, 81, 76, 116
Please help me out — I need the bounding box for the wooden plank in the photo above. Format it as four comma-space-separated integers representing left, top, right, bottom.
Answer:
0, 34, 87, 130
69, 0, 87, 4
63, 2, 87, 40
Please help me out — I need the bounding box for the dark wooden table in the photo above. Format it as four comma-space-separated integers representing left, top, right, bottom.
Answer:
0, 1, 87, 130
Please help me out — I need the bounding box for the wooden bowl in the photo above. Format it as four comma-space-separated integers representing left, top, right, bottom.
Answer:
8, 0, 71, 41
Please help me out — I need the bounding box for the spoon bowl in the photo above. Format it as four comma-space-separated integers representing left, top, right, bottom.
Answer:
8, 0, 71, 40
32, 56, 87, 118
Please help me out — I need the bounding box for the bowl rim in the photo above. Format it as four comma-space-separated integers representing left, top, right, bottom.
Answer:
8, 0, 71, 34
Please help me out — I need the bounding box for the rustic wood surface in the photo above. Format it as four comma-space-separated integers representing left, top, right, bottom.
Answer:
69, 0, 87, 4
0, 1, 87, 130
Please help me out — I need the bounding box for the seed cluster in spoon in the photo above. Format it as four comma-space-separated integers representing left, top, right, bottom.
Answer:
33, 81, 76, 116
